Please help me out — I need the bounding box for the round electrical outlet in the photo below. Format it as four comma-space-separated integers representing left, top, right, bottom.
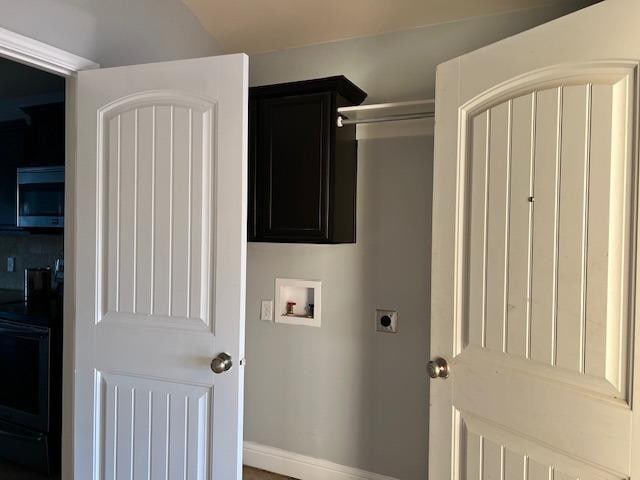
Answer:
375, 309, 397, 333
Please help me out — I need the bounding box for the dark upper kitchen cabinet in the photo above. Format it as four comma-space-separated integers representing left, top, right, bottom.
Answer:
249, 76, 366, 243
0, 120, 27, 229
22, 103, 65, 166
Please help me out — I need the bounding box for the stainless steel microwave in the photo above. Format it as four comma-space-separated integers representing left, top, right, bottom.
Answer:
17, 166, 64, 228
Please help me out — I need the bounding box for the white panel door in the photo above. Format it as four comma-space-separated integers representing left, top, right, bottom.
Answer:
74, 54, 247, 479
431, 0, 640, 479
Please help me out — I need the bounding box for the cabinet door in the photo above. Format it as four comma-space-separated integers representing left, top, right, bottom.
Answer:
254, 92, 331, 242
0, 121, 26, 228
23, 103, 65, 166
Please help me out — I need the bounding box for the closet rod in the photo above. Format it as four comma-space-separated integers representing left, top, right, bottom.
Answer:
337, 111, 434, 127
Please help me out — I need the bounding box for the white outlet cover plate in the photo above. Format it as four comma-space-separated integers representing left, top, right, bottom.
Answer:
376, 309, 398, 333
260, 300, 273, 321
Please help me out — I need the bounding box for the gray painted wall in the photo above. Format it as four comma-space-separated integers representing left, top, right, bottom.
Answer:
0, 0, 221, 67
245, 3, 594, 478
245, 136, 433, 479
250, 1, 596, 104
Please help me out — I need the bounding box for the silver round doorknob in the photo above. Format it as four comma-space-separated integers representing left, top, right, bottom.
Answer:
211, 353, 233, 374
427, 357, 450, 379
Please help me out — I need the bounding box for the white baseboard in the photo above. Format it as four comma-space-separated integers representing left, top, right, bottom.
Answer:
243, 441, 399, 480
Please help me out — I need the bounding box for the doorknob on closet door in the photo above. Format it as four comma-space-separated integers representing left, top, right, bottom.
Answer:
211, 353, 233, 374
427, 357, 450, 379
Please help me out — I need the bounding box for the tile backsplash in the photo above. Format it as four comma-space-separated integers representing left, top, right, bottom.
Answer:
0, 233, 63, 290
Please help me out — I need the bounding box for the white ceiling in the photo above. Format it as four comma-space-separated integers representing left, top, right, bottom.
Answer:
182, 0, 591, 54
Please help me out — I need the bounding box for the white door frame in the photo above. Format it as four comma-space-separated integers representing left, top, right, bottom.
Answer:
0, 26, 99, 480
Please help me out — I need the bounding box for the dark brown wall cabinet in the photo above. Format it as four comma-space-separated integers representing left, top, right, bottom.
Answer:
0, 120, 27, 229
249, 76, 367, 243
22, 102, 65, 167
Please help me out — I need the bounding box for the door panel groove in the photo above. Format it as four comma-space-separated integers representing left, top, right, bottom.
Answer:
165, 393, 170, 480
486, 103, 510, 352
526, 92, 537, 360
116, 115, 122, 313
150, 106, 156, 316
482, 110, 491, 349
187, 109, 193, 320
551, 86, 563, 368
183, 397, 189, 480
147, 391, 152, 480
479, 435, 485, 480
579, 84, 593, 374
130, 388, 136, 480
502, 100, 514, 354
168, 105, 174, 317
113, 385, 119, 480
133, 109, 139, 313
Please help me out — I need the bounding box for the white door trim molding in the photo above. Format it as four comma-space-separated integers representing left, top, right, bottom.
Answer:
0, 26, 98, 76
243, 442, 399, 480
0, 26, 98, 480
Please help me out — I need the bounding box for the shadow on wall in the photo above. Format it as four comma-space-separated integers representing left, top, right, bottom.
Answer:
353, 135, 432, 479
244, 134, 433, 480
